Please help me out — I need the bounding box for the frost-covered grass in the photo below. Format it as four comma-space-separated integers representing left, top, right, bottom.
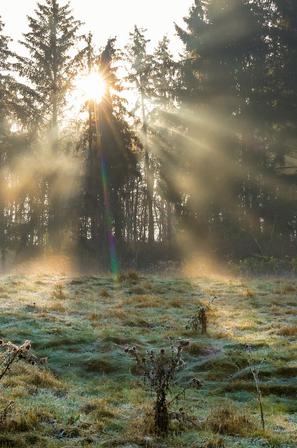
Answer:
0, 273, 296, 447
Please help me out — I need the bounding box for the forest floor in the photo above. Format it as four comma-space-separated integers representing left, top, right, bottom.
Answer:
0, 271, 296, 447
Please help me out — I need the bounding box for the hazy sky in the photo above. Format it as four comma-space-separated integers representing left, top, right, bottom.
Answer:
0, 0, 193, 54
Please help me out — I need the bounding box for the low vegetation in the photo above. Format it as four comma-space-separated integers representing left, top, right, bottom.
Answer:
0, 272, 295, 447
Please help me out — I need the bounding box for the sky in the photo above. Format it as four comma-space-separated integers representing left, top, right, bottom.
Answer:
0, 0, 193, 55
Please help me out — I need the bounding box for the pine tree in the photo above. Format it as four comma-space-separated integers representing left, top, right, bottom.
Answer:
261, 0, 297, 239
17, 0, 83, 139
100, 38, 138, 247
15, 0, 84, 248
81, 38, 138, 264
0, 18, 14, 266
269, 1, 297, 167
174, 0, 269, 249
151, 36, 178, 107
150, 36, 180, 242
125, 27, 155, 244
0, 18, 16, 135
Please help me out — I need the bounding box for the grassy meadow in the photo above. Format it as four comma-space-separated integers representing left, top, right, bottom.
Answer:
0, 271, 296, 447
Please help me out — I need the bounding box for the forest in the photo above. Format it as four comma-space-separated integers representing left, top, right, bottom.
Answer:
0, 1, 296, 448
0, 0, 296, 272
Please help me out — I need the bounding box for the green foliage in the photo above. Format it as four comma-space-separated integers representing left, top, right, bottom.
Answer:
16, 0, 83, 129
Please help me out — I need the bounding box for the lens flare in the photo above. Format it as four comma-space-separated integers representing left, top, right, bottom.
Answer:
100, 155, 120, 278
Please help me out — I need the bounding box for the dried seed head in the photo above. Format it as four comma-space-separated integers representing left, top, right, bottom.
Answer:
191, 377, 202, 389
23, 340, 31, 350
179, 340, 190, 347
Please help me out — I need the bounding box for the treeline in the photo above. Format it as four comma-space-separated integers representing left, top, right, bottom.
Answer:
0, 0, 296, 269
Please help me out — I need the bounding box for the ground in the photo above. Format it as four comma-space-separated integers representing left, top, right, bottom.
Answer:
0, 272, 296, 447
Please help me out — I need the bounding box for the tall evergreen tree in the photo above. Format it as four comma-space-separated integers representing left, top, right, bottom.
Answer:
0, 18, 13, 134
150, 36, 180, 242
17, 0, 83, 138
125, 27, 155, 244
174, 0, 270, 250
81, 38, 138, 264
16, 0, 84, 248
269, 1, 297, 168
0, 18, 14, 266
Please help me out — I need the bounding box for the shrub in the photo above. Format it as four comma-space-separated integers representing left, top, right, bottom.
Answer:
125, 340, 201, 436
187, 306, 208, 334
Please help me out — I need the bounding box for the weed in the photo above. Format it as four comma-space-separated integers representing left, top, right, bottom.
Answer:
251, 371, 265, 430
187, 306, 208, 334
53, 283, 66, 300
125, 340, 201, 436
0, 340, 46, 382
247, 353, 265, 431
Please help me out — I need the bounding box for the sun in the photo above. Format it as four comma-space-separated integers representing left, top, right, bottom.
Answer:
74, 71, 107, 103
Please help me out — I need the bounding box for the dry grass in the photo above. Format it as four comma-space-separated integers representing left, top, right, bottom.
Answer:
244, 289, 255, 298
46, 302, 67, 313
52, 283, 66, 300
124, 405, 155, 439
85, 357, 118, 374
206, 403, 254, 436
81, 398, 117, 419
0, 273, 296, 447
88, 312, 100, 321
106, 306, 128, 319
281, 285, 296, 294
118, 270, 140, 283
203, 438, 225, 448
100, 288, 111, 298
277, 325, 297, 336
125, 294, 161, 308
2, 364, 65, 392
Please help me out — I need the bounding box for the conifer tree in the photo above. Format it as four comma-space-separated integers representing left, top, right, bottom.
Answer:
17, 0, 83, 138
125, 27, 155, 244
175, 0, 269, 246
81, 38, 138, 263
0, 18, 14, 266
150, 36, 180, 242
0, 19, 16, 134
269, 1, 297, 167
16, 0, 84, 248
